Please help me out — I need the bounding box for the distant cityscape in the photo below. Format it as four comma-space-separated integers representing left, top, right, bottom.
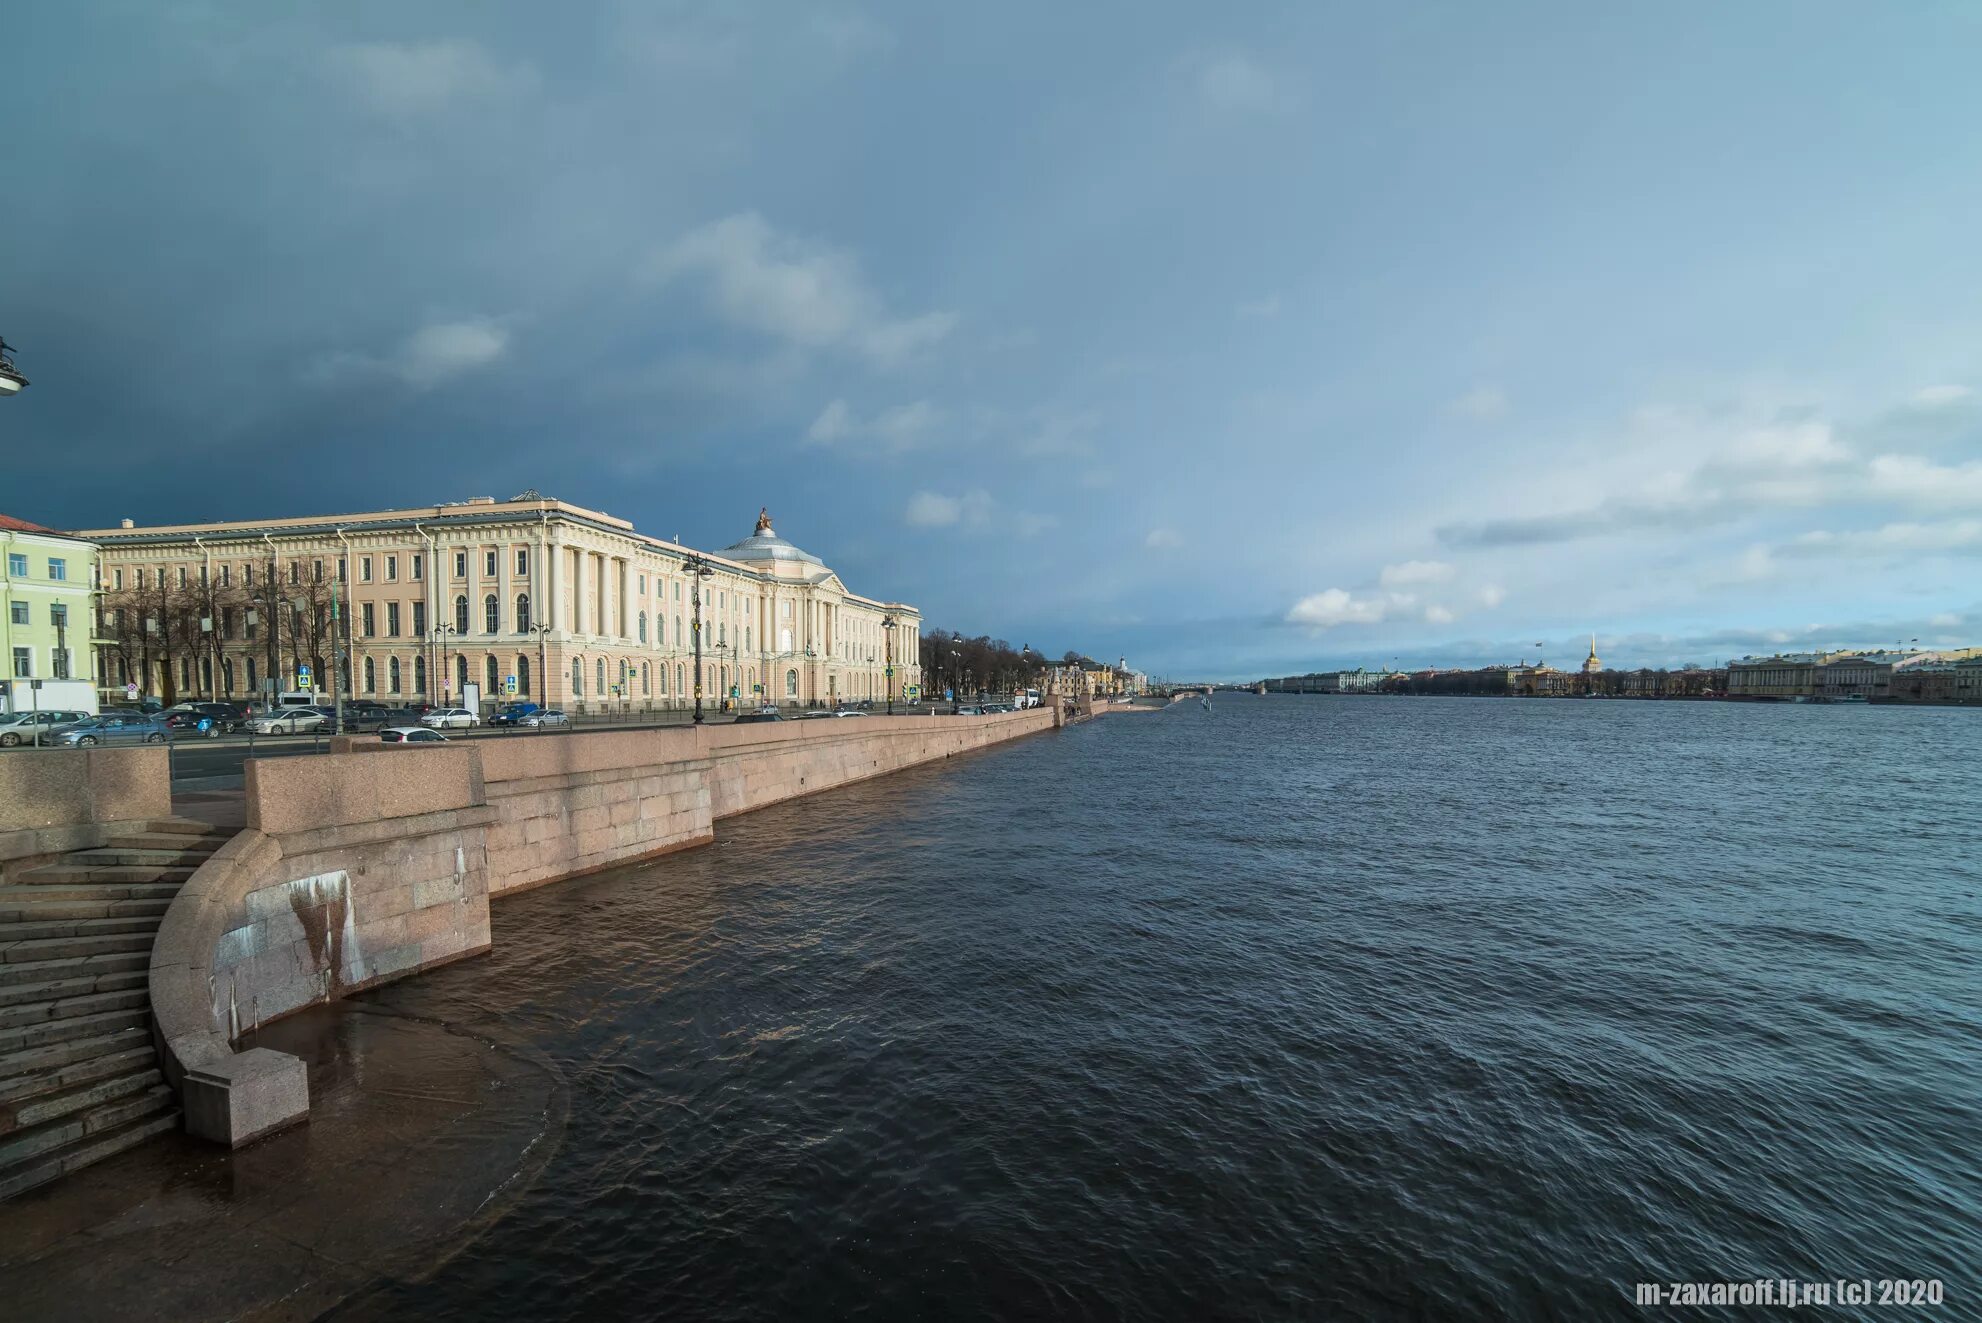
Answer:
1262, 639, 1982, 705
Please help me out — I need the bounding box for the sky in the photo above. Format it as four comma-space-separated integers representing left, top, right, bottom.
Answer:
5, 2, 1982, 680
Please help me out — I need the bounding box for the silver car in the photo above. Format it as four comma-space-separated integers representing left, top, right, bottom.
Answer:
379, 726, 449, 744
54, 714, 169, 746
517, 709, 569, 727
248, 709, 330, 735
0, 710, 90, 746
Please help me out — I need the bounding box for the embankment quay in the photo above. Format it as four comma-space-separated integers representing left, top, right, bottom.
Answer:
0, 701, 1107, 1203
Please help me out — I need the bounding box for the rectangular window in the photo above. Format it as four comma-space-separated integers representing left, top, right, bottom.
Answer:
387, 602, 400, 636
516, 549, 529, 576
410, 553, 423, 581
177, 567, 188, 588
199, 564, 208, 585
315, 559, 325, 582
137, 568, 148, 589
11, 647, 29, 677
6, 553, 26, 577
7, 602, 25, 625
362, 603, 376, 637
361, 556, 373, 583
412, 601, 426, 636
243, 564, 253, 587
219, 565, 230, 587
386, 555, 398, 581
48, 558, 67, 582
454, 551, 467, 579
674, 581, 682, 601
485, 550, 497, 577
289, 562, 299, 585
114, 567, 125, 589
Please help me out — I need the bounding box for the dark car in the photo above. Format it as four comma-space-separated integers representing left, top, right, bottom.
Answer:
162, 711, 225, 737
337, 702, 393, 733
732, 709, 786, 724
380, 706, 425, 726
488, 702, 542, 727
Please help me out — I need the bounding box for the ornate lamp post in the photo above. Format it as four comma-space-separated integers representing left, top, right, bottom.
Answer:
0, 336, 27, 397
683, 553, 714, 723
432, 624, 456, 705
530, 623, 552, 713
881, 614, 897, 715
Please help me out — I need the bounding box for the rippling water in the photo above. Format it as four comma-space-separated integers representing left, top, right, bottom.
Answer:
332, 698, 1982, 1320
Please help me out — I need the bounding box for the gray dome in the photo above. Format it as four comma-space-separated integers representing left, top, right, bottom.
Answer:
719, 513, 824, 567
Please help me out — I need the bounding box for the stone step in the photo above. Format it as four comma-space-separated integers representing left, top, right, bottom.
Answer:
63, 847, 216, 868
13, 864, 196, 886
0, 931, 157, 965
0, 1065, 162, 1137
97, 832, 226, 852
141, 818, 224, 836
0, 914, 163, 944
0, 1096, 180, 1201
0, 1006, 150, 1056
0, 1025, 152, 1083
0, 986, 150, 1032
0, 968, 147, 1010
0, 882, 184, 904
0, 897, 173, 925
0, 1043, 155, 1106
0, 951, 148, 987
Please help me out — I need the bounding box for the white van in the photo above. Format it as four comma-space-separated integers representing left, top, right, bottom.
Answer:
276, 690, 323, 710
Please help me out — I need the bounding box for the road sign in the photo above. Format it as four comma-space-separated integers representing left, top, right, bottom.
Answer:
297, 665, 312, 687
729, 685, 739, 698
125, 683, 139, 700
504, 674, 518, 696
885, 666, 894, 678
905, 684, 921, 701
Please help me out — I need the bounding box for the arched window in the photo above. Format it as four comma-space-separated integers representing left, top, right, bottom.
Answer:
517, 656, 531, 696
786, 669, 798, 697
484, 594, 499, 634
454, 595, 469, 634
675, 664, 684, 698
222, 658, 234, 694
516, 594, 531, 632
638, 611, 647, 643
596, 658, 605, 694
618, 658, 628, 689
642, 662, 650, 696
486, 655, 498, 693
389, 657, 401, 693
362, 656, 375, 693
413, 655, 426, 694
718, 622, 726, 646
247, 657, 258, 692
572, 657, 584, 697
455, 653, 468, 696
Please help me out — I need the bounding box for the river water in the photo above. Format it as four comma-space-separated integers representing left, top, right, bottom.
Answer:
327, 697, 1982, 1320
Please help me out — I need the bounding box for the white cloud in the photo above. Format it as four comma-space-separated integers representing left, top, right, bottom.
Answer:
805, 398, 944, 453
1379, 559, 1455, 589
807, 399, 854, 443
1449, 386, 1509, 422
327, 40, 536, 115
1863, 454, 1982, 509
1145, 528, 1183, 549
649, 212, 955, 366
1476, 584, 1505, 609
1286, 588, 1389, 628
395, 318, 509, 386
1188, 53, 1293, 113
1423, 604, 1455, 625
1929, 611, 1963, 628
1912, 384, 1972, 408
1236, 294, 1281, 319
1788, 519, 1982, 556
905, 489, 994, 529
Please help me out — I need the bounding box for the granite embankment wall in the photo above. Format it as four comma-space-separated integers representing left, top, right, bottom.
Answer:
150, 708, 1056, 1142
0, 746, 172, 882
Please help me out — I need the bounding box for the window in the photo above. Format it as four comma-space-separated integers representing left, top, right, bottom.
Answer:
315, 559, 324, 582
177, 566, 188, 588
455, 595, 469, 634
289, 562, 299, 585
656, 614, 665, 646
387, 602, 401, 636
219, 565, 230, 587
13, 647, 30, 677
362, 603, 376, 637
7, 603, 23, 626
675, 615, 683, 646
718, 623, 725, 645
487, 655, 498, 693
243, 564, 253, 587
412, 602, 426, 636
455, 654, 468, 695
484, 594, 499, 634
516, 549, 529, 576
674, 581, 682, 601
659, 664, 669, 696
453, 551, 467, 579
48, 558, 67, 582
572, 658, 584, 697
676, 664, 684, 696
618, 659, 628, 689
389, 657, 402, 693
485, 550, 497, 577
361, 556, 373, 583
411, 554, 423, 581
386, 555, 398, 582
642, 662, 650, 696
413, 655, 425, 694
517, 656, 531, 696
596, 658, 605, 694
639, 574, 647, 594
363, 657, 376, 693
113, 567, 124, 589
638, 611, 647, 643
787, 669, 798, 697
516, 594, 531, 632
6, 553, 25, 577
745, 626, 751, 651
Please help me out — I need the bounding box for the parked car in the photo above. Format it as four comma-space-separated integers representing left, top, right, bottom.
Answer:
954, 705, 984, 716
732, 708, 785, 724
517, 708, 569, 728
0, 710, 90, 746
421, 708, 479, 729
247, 709, 330, 735
380, 706, 426, 726
162, 711, 225, 738
982, 703, 1013, 713
379, 726, 449, 744
337, 702, 393, 733
488, 703, 542, 727
831, 709, 868, 717
54, 714, 169, 746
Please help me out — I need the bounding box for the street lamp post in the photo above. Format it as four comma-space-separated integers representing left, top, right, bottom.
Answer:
0, 336, 28, 397
684, 553, 714, 723
881, 614, 897, 715
530, 623, 552, 716
432, 624, 456, 706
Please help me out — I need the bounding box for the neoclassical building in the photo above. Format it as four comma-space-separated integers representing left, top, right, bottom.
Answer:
78, 496, 921, 711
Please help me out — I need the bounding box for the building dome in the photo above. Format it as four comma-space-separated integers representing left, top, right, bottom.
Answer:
718, 508, 825, 569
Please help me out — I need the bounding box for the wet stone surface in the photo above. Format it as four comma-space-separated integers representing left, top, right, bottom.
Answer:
0, 1003, 564, 1323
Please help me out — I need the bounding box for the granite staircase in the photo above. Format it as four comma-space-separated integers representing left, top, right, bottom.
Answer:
0, 818, 230, 1199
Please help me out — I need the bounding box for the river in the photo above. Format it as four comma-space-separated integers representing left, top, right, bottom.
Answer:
319, 696, 1981, 1319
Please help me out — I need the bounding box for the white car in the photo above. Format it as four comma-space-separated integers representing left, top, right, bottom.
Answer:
248, 709, 331, 735
421, 708, 478, 729
380, 726, 449, 744
517, 709, 569, 727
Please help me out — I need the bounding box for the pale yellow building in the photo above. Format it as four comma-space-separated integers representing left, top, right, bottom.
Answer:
78, 497, 920, 712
